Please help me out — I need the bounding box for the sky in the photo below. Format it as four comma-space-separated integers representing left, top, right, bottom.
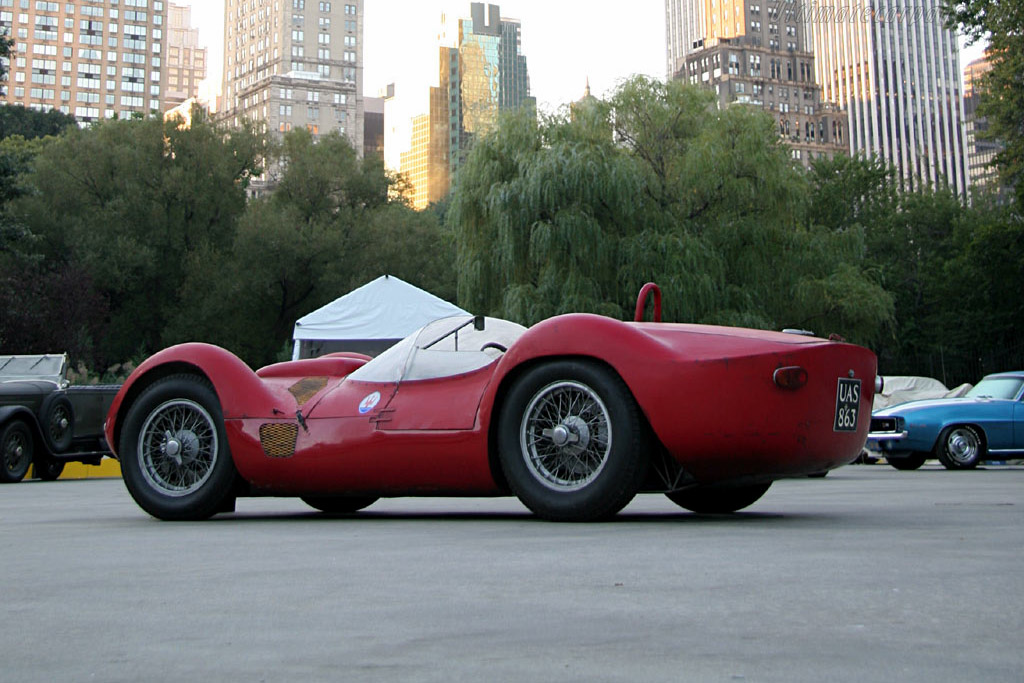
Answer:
181, 1, 666, 111
181, 0, 985, 165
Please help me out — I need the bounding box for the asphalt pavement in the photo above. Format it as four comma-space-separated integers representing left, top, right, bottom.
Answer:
2, 464, 1023, 683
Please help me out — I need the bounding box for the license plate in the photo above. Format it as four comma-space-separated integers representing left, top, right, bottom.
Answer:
834, 378, 861, 432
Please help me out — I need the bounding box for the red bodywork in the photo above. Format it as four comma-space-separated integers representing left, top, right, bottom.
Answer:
105, 314, 877, 498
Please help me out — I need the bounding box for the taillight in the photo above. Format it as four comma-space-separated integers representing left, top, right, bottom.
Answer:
773, 366, 808, 390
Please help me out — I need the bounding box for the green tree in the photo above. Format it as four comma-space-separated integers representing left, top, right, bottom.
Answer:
945, 0, 1024, 206
12, 114, 263, 366
0, 34, 11, 87
452, 76, 892, 342
168, 129, 455, 367
0, 105, 77, 140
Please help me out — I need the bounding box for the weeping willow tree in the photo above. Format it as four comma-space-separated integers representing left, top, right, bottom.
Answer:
451, 76, 893, 342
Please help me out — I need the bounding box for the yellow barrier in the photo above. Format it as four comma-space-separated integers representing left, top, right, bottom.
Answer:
27, 457, 122, 480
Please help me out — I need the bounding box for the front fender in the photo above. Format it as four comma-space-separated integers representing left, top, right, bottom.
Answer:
104, 343, 298, 456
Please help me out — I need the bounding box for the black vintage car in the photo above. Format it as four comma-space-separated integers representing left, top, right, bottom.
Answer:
0, 354, 120, 483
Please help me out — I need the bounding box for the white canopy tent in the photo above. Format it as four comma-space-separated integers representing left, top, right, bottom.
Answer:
291, 275, 468, 360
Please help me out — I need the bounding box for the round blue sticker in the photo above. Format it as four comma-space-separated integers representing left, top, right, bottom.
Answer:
358, 391, 381, 414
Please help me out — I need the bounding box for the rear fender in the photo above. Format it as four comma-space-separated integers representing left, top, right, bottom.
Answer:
481, 314, 677, 428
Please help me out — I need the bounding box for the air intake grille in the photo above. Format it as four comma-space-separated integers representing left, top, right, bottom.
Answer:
259, 423, 298, 458
289, 377, 327, 405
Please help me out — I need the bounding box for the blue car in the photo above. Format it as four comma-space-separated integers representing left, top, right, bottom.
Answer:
868, 371, 1024, 470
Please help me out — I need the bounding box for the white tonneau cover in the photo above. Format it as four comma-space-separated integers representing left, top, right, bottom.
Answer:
873, 375, 973, 410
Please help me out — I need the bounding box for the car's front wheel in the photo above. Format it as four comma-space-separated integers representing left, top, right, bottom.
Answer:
666, 482, 772, 513
935, 425, 984, 470
119, 375, 238, 520
1, 420, 34, 483
497, 360, 648, 522
888, 452, 927, 470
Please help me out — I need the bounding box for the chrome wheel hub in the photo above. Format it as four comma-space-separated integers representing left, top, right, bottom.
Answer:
520, 380, 611, 492
947, 429, 978, 463
138, 399, 218, 496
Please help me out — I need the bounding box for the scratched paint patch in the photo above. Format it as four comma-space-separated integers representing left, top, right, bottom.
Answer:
358, 391, 381, 414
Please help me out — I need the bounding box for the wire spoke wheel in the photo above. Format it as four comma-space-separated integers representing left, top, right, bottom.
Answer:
521, 380, 612, 492
138, 399, 219, 497
498, 361, 647, 522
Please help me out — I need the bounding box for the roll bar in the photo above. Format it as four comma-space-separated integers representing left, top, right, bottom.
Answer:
634, 283, 662, 323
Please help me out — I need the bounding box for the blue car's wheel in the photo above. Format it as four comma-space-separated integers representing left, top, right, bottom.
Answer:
935, 425, 984, 470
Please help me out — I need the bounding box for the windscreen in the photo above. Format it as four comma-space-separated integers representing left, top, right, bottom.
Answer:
347, 316, 525, 383
965, 377, 1024, 400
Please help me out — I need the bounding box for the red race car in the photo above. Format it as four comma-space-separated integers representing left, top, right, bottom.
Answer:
104, 284, 878, 521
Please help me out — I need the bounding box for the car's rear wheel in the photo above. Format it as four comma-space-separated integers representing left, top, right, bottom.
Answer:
40, 394, 74, 453
119, 375, 237, 520
498, 360, 647, 522
301, 496, 379, 513
935, 425, 984, 470
888, 452, 927, 470
665, 482, 772, 513
1, 420, 34, 483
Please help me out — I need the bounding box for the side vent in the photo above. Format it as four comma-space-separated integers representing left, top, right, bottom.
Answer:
259, 423, 298, 458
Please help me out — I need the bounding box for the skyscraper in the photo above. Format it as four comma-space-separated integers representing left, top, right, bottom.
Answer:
221, 0, 363, 153
400, 3, 531, 208
806, 0, 970, 194
1, 0, 168, 123
164, 2, 205, 111
673, 0, 847, 167
963, 54, 1005, 199
665, 0, 706, 78
447, 2, 530, 177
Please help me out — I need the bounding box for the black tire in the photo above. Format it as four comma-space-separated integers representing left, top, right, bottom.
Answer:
888, 452, 927, 470
666, 482, 772, 513
497, 360, 648, 522
301, 496, 379, 513
935, 425, 984, 470
34, 455, 66, 481
1, 420, 34, 483
119, 375, 238, 520
40, 394, 74, 453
